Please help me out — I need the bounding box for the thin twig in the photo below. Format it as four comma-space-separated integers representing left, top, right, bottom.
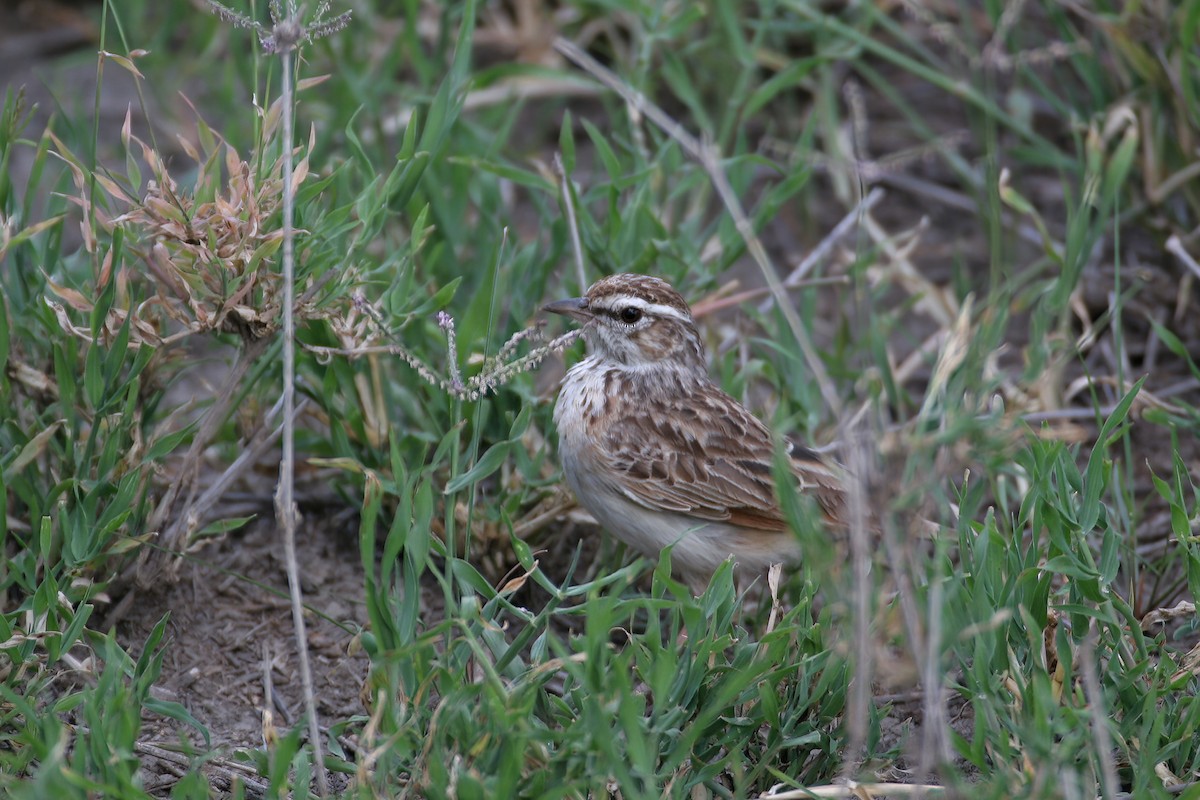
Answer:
720, 187, 884, 355
550, 38, 704, 159
919, 574, 950, 776
1114, 781, 1200, 799
136, 740, 270, 795
377, 76, 601, 138
1166, 235, 1200, 280
871, 169, 1048, 252
137, 334, 273, 584
275, 31, 328, 797
758, 781, 948, 799
552, 35, 842, 416
57, 721, 274, 796
165, 394, 298, 552
700, 141, 843, 416
555, 152, 588, 291
841, 429, 873, 777
769, 187, 886, 302
1078, 620, 1119, 800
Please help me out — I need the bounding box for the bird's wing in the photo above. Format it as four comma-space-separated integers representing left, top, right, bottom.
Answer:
598, 382, 845, 531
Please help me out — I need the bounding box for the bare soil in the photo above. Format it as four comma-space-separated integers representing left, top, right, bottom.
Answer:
116, 512, 373, 795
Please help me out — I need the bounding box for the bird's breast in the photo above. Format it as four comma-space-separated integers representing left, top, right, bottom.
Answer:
553, 358, 613, 441
552, 359, 622, 499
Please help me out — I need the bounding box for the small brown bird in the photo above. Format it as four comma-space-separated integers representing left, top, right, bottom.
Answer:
544, 273, 845, 590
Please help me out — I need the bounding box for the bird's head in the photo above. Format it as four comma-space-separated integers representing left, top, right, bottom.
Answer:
543, 273, 707, 373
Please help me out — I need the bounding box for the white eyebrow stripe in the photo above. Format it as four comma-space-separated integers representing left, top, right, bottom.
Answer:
592, 296, 691, 321
645, 302, 689, 321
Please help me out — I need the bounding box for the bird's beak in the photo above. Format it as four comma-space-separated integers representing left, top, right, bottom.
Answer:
541, 296, 593, 323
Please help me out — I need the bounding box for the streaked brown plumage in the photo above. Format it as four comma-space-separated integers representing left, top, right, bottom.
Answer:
544, 273, 845, 589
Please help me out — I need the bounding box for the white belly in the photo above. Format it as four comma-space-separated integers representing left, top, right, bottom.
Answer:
553, 357, 800, 580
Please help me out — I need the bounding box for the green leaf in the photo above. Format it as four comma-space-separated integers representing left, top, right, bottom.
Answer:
397, 103, 420, 160
100, 308, 134, 404
1102, 121, 1139, 206
409, 202, 432, 257
744, 57, 821, 118
1042, 554, 1098, 581
142, 423, 195, 464
559, 110, 575, 173
448, 0, 476, 82
430, 276, 462, 309
385, 150, 432, 211
55, 601, 93, 664
581, 119, 623, 180
446, 157, 554, 192
343, 105, 371, 168
444, 439, 512, 494
508, 404, 531, 438
0, 290, 9, 379
1099, 525, 1120, 583
1080, 375, 1145, 530
193, 515, 256, 538
1150, 321, 1200, 382
360, 472, 389, 639
408, 477, 433, 575
84, 344, 104, 410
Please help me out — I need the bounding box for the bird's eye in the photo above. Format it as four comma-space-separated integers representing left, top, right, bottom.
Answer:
619, 306, 642, 324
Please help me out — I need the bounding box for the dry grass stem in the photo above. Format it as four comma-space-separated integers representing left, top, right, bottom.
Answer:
554, 152, 588, 291
199, 2, 354, 794
379, 76, 601, 138
138, 335, 273, 583
135, 741, 270, 795
779, 187, 885, 291
1079, 622, 1120, 800
185, 395, 298, 547
273, 35, 327, 798
840, 429, 875, 776
777, 130, 970, 187
759, 780, 948, 798
899, 0, 1088, 73
863, 214, 956, 328
552, 35, 842, 416
1166, 235, 1200, 281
